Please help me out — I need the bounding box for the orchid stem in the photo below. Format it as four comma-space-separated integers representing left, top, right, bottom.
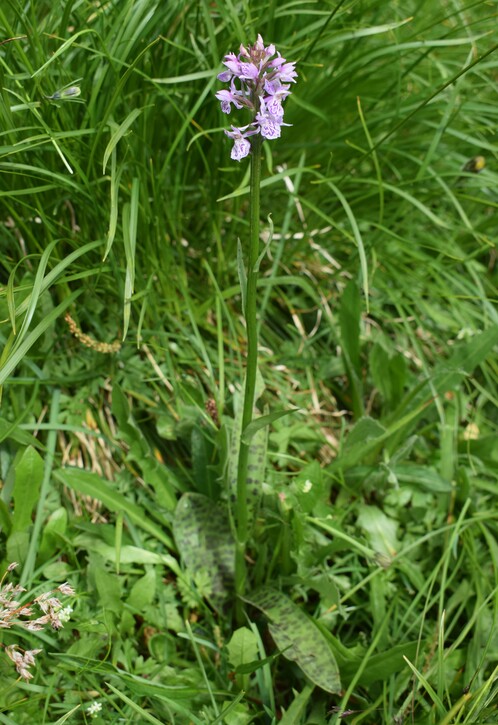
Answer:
235, 133, 262, 610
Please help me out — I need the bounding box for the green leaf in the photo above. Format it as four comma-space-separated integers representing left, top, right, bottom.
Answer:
370, 343, 407, 409
39, 507, 68, 561
103, 110, 144, 174
243, 587, 341, 694
279, 684, 315, 725
0, 499, 12, 535
227, 627, 259, 670
173, 493, 235, 607
11, 446, 44, 532
73, 535, 180, 569
357, 505, 398, 559
394, 464, 452, 493
127, 569, 156, 610
54, 468, 173, 548
241, 407, 300, 445
340, 279, 361, 372
7, 531, 29, 565
340, 641, 419, 685
0, 290, 82, 387
343, 416, 386, 451
228, 373, 268, 531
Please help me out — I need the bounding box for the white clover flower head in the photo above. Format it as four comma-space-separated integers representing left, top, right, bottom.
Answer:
216, 35, 297, 161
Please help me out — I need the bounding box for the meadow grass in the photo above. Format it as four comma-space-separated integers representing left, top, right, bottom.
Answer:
0, 0, 497, 722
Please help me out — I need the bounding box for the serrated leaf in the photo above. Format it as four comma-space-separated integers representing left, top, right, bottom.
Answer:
173, 493, 235, 607
244, 587, 341, 694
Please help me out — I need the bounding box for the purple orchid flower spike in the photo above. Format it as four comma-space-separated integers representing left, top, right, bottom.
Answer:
216, 35, 297, 161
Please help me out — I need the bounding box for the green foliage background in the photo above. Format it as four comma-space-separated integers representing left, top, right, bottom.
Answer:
0, 0, 497, 722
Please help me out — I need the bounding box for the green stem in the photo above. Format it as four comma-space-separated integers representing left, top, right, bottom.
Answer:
235, 134, 262, 602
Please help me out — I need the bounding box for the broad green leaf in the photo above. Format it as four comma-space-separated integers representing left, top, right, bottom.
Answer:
357, 505, 398, 559
73, 535, 180, 570
244, 587, 341, 694
370, 343, 407, 409
345, 463, 452, 493
54, 468, 173, 548
394, 464, 452, 493
218, 700, 252, 725
0, 499, 12, 535
127, 570, 156, 610
173, 493, 235, 607
343, 416, 386, 451
227, 626, 259, 691
0, 418, 39, 446
11, 446, 44, 533
39, 506, 68, 560
227, 627, 259, 670
340, 279, 361, 373
42, 561, 72, 581
7, 531, 29, 564
92, 559, 122, 616
191, 427, 218, 498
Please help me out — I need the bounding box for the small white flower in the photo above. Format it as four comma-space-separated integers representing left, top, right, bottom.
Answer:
302, 479, 313, 493
87, 701, 102, 717
58, 605, 73, 623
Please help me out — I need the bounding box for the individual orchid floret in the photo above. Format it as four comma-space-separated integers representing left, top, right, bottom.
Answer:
224, 125, 256, 161
215, 88, 244, 114
216, 35, 297, 161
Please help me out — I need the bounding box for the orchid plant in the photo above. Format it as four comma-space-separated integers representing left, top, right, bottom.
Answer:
216, 36, 297, 607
